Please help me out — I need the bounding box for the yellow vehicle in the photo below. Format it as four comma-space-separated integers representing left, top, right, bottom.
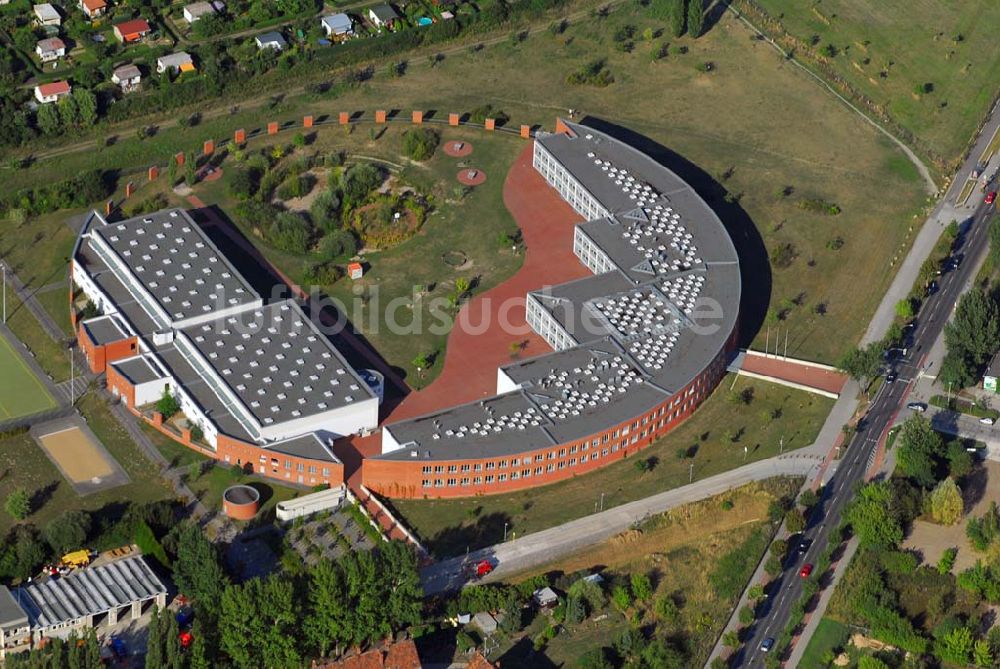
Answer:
61, 550, 91, 569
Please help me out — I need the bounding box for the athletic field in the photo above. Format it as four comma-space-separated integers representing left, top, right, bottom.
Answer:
0, 331, 57, 421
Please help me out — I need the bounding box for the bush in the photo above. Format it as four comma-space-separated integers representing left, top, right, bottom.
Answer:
227, 168, 258, 200
938, 547, 958, 574
567, 59, 614, 86
401, 128, 440, 161
156, 389, 180, 419
341, 163, 383, 204
318, 229, 357, 260
268, 212, 313, 253
4, 489, 30, 520
310, 191, 342, 232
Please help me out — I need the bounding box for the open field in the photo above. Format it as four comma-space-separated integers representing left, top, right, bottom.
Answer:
3, 292, 72, 382
0, 393, 173, 536
797, 617, 851, 668
753, 0, 1000, 166
191, 124, 523, 384
486, 479, 797, 667
391, 376, 832, 556
5, 8, 928, 364
0, 331, 57, 421
33, 287, 74, 338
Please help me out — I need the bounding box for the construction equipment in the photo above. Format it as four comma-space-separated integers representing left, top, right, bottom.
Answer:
61, 550, 91, 569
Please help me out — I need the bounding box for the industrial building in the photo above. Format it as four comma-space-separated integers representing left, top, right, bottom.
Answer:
72, 208, 380, 489
362, 120, 741, 498
0, 556, 166, 656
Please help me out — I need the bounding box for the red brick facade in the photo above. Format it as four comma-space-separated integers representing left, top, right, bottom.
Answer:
77, 323, 138, 374
362, 347, 730, 499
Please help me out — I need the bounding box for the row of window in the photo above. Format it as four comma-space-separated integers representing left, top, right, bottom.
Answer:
526, 297, 575, 351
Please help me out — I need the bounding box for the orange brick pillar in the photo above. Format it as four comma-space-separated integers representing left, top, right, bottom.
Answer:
484, 118, 495, 131
411, 111, 423, 125
520, 124, 531, 139
267, 122, 279, 135
105, 200, 113, 216
203, 139, 214, 156
449, 113, 460, 127
375, 110, 387, 124
152, 412, 163, 427
148, 166, 159, 181
339, 112, 350, 125
175, 152, 185, 167
125, 181, 135, 198
303, 115, 314, 129
234, 128, 246, 144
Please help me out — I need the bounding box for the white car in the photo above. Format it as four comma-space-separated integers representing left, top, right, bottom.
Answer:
907, 402, 927, 413
980, 417, 995, 425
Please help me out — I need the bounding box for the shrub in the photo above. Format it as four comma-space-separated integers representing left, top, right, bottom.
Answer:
770, 242, 797, 269
567, 59, 614, 86
612, 584, 632, 610
268, 212, 313, 253
4, 490, 30, 520
318, 229, 357, 260
938, 547, 958, 574
401, 128, 440, 161
310, 191, 342, 232
156, 389, 180, 419
341, 163, 383, 203
227, 168, 258, 200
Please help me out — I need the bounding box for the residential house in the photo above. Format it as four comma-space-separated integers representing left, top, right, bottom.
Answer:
113, 18, 151, 43
533, 586, 559, 609
367, 4, 398, 29
80, 0, 107, 19
34, 80, 71, 104
35, 36, 66, 62
984, 352, 1000, 392
320, 13, 352, 38
255, 31, 287, 50
182, 1, 219, 23
111, 63, 141, 92
33, 3, 61, 26
156, 51, 194, 74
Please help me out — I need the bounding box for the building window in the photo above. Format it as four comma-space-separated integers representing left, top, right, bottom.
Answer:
461, 477, 470, 486
297, 463, 304, 472
461, 464, 470, 472
485, 475, 494, 483
434, 465, 444, 473
499, 473, 507, 482
322, 468, 330, 477
570, 458, 577, 466
485, 462, 495, 470
422, 480, 431, 487
557, 462, 565, 470
422, 466, 432, 474
308, 466, 317, 474
434, 479, 443, 487
534, 467, 543, 475
284, 460, 292, 470
474, 463, 483, 471
447, 478, 457, 487
474, 477, 482, 484
447, 465, 457, 473
580, 455, 588, 463
570, 445, 578, 454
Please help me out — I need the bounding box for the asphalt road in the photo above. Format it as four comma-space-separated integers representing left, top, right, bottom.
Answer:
732, 196, 997, 667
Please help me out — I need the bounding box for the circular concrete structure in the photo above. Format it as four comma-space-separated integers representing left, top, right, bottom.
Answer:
223, 484, 260, 520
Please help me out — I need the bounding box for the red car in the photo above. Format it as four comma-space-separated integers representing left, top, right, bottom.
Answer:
799, 563, 814, 578
986, 191, 997, 205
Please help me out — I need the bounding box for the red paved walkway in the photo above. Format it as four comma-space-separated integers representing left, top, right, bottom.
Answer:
384, 142, 591, 422
741, 352, 848, 395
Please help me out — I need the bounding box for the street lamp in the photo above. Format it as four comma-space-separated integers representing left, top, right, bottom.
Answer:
503, 522, 508, 542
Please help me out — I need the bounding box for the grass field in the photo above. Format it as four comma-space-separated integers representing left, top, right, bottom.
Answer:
3, 7, 929, 364
489, 478, 798, 667
0, 332, 57, 421
390, 375, 832, 557
753, 0, 1000, 167
797, 617, 851, 668
0, 393, 173, 537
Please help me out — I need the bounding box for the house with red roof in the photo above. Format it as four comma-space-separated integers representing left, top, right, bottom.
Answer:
34, 80, 71, 104
79, 0, 107, 18
113, 18, 151, 43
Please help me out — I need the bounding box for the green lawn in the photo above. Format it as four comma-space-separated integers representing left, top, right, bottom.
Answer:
0, 332, 57, 421
797, 617, 851, 669
185, 465, 304, 521
752, 0, 1000, 167
3, 292, 72, 383
0, 393, 173, 537
390, 376, 833, 557
34, 286, 74, 337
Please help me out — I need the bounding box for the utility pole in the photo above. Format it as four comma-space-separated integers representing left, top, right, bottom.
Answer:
689, 462, 694, 483
2, 262, 6, 324
503, 522, 508, 542
743, 445, 748, 461
784, 330, 789, 359
70, 352, 74, 405
599, 492, 605, 512
765, 325, 770, 356
779, 436, 784, 454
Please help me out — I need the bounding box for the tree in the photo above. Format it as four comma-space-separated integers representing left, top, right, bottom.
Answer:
341, 163, 382, 203
722, 630, 740, 647
654, 595, 679, 623
936, 625, 974, 665
687, 0, 704, 37
836, 343, 883, 390
220, 575, 300, 668
164, 613, 183, 669
846, 481, 904, 547
171, 523, 229, 624
929, 478, 963, 525
938, 547, 958, 574
895, 298, 915, 319
57, 93, 80, 128
784, 508, 806, 533
304, 560, 347, 657
36, 102, 62, 135
612, 584, 632, 610
311, 192, 343, 233
188, 620, 211, 669
946, 440, 974, 479
74, 88, 97, 126
377, 541, 423, 633
156, 388, 180, 419
401, 128, 440, 161
44, 510, 91, 554
896, 415, 944, 488
5, 489, 29, 520
145, 606, 164, 669
942, 288, 1000, 387
630, 572, 653, 601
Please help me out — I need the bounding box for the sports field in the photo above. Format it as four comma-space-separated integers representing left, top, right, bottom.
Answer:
0, 331, 57, 421
32, 416, 130, 495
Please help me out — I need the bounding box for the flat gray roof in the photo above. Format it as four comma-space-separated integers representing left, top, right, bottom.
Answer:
0, 587, 28, 630
269, 433, 340, 463
89, 209, 259, 326
82, 315, 128, 346
15, 556, 166, 630
110, 354, 161, 386
378, 120, 740, 462
178, 300, 377, 427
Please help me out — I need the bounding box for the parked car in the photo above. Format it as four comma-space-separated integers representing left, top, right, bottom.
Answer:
799, 563, 814, 578
907, 402, 927, 413
986, 191, 997, 205
980, 417, 995, 425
